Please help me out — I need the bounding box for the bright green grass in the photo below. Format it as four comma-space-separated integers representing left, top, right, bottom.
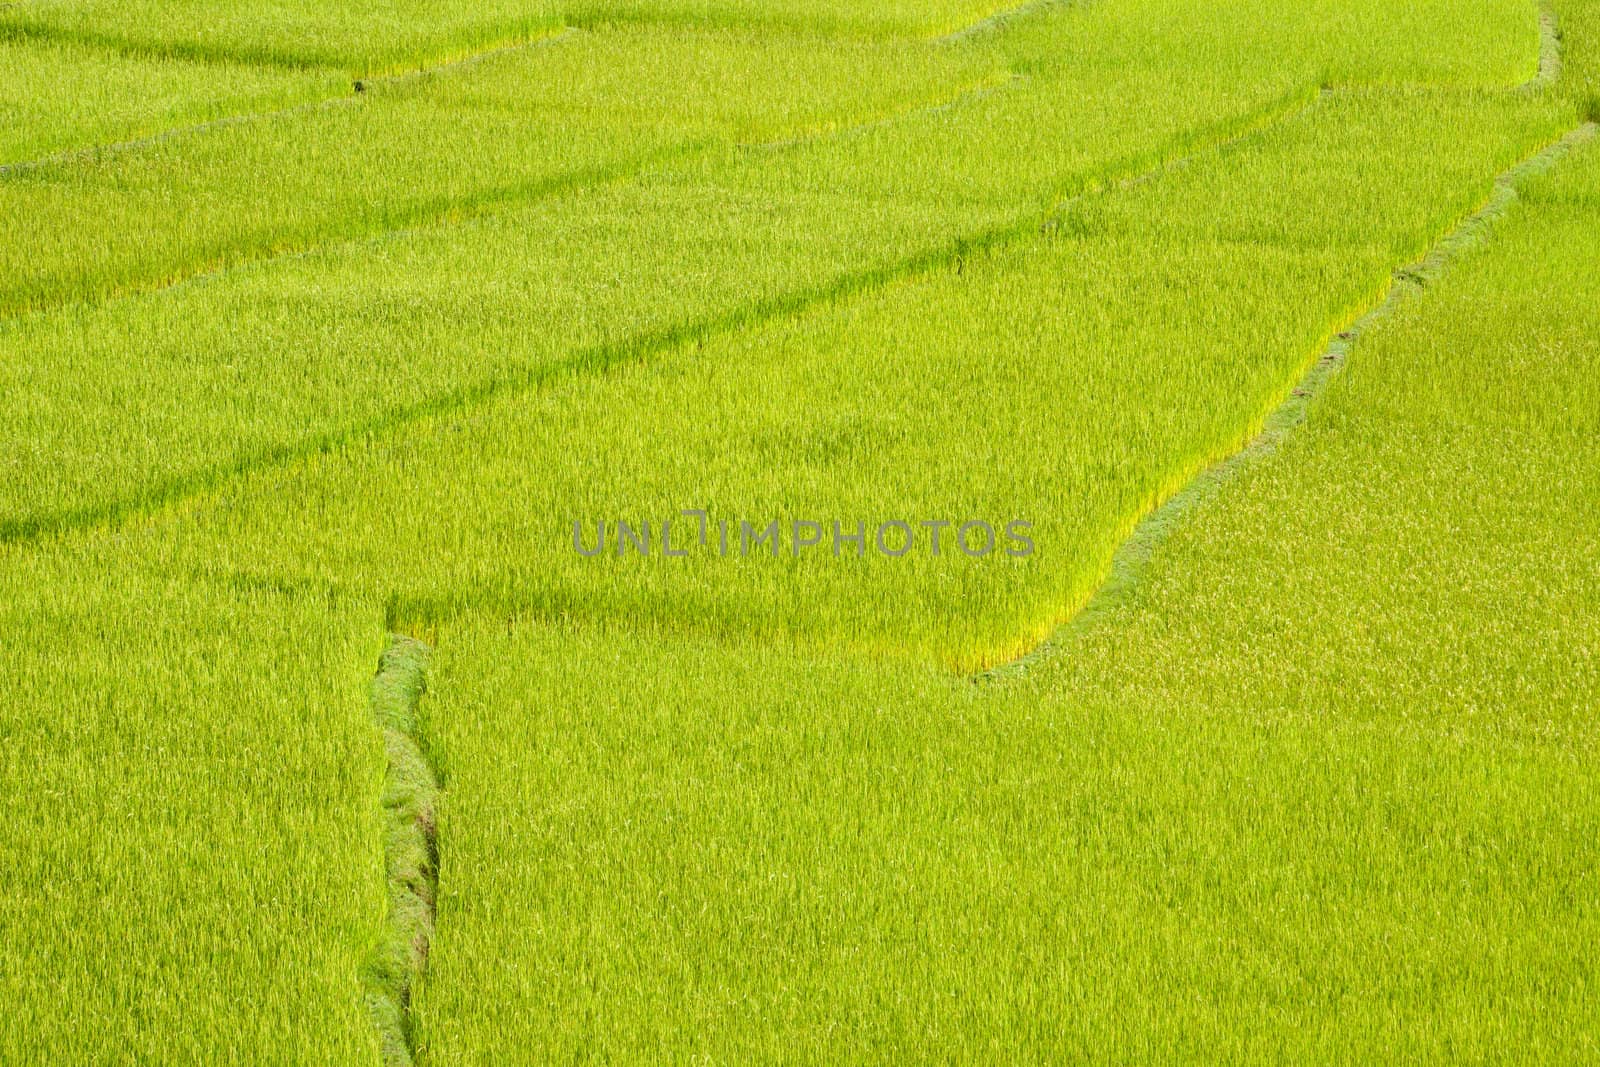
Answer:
0, 169, 992, 532
0, 0, 1021, 74
0, 0, 1542, 318
0, 0, 1592, 1062
8, 0, 1547, 535
671, 19, 1320, 217
1561, 0, 1600, 113
0, 551, 388, 1062
112, 88, 1571, 669
0, 40, 341, 165
0, 0, 565, 75
988, 0, 1540, 88
404, 133, 1600, 1064
0, 0, 1542, 78
0, 8, 1343, 532
0, 24, 1000, 317
569, 0, 1020, 37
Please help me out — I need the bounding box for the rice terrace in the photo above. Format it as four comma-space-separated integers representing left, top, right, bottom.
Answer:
2, 0, 1598, 1061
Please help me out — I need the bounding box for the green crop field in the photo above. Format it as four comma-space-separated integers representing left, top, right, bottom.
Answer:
1, 0, 1596, 1062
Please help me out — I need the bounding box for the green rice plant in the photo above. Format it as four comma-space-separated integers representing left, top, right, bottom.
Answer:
1, 0, 1543, 79
405, 608, 1598, 1061
1281, 0, 1540, 85
569, 0, 1023, 38
0, 6, 1387, 535
0, 547, 390, 1061
0, 171, 998, 535
629, 0, 1543, 219
1558, 0, 1600, 114
988, 0, 1541, 88
114, 89, 1570, 670
0, 3, 1591, 1062
0, 25, 1001, 316
0, 40, 341, 165
18, 0, 1536, 538
1069, 84, 1575, 254
666, 36, 1318, 218
0, 0, 1024, 74
0, 0, 1543, 319
400, 134, 1600, 1065
0, 0, 566, 75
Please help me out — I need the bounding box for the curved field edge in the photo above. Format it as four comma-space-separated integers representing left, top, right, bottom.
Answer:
403, 117, 1600, 1067
980, 0, 1591, 675
985, 120, 1599, 680
0, 81, 1321, 546
40, 86, 1571, 678
316, 87, 1570, 672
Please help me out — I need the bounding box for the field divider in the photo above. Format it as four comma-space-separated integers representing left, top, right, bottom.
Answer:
363, 633, 441, 1067
1531, 1, 1563, 92
0, 138, 715, 320
0, 80, 1325, 549
980, 119, 1599, 683
0, 29, 580, 181
0, 16, 569, 78
0, 64, 1016, 322
937, 0, 1073, 44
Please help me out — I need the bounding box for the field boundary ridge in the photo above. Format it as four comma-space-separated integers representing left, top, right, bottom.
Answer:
363, 633, 441, 1067
980, 119, 1599, 683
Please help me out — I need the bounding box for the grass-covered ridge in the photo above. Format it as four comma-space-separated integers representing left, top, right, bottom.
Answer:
0, 39, 342, 165
365, 634, 441, 1067
0, 25, 1003, 318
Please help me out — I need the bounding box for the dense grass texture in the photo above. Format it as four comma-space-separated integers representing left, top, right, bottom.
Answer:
0, 0, 566, 75
0, 40, 341, 165
0, 0, 1558, 536
406, 131, 1600, 1064
0, 24, 1001, 317
0, 552, 388, 1062
1559, 0, 1600, 113
0, 0, 1594, 1061
111, 88, 1573, 668
0, 0, 1026, 74
0, 0, 1541, 318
